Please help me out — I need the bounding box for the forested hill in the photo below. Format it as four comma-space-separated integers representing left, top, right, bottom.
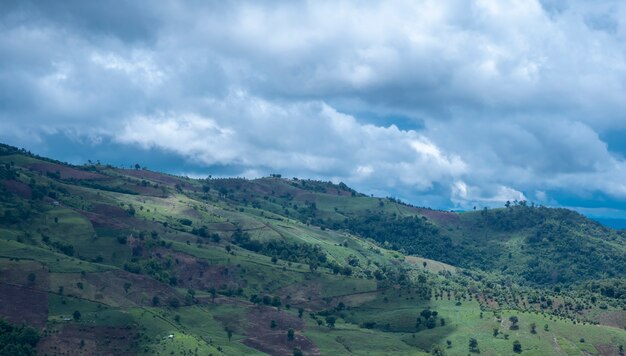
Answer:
2, 142, 625, 288
192, 171, 626, 287
1, 142, 626, 355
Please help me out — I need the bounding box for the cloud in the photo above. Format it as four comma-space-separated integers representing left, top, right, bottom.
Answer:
116, 92, 466, 193
2, 0, 626, 211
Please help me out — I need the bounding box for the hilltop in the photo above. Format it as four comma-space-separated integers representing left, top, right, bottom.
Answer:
0, 143, 625, 355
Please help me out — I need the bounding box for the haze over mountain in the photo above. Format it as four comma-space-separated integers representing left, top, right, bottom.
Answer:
3, 0, 626, 224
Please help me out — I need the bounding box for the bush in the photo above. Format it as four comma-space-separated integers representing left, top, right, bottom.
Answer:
179, 218, 193, 226
513, 340, 522, 353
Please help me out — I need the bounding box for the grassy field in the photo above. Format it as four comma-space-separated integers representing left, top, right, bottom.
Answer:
1, 145, 625, 355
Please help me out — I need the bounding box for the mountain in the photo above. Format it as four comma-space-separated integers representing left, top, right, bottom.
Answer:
0, 142, 625, 355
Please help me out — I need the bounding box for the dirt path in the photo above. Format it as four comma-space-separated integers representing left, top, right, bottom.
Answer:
552, 336, 562, 353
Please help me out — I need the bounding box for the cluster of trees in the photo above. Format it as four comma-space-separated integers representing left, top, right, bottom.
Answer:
0, 163, 16, 180
522, 220, 625, 285
0, 318, 40, 356
322, 213, 457, 263
231, 229, 329, 268
124, 257, 178, 286
249, 294, 282, 307
585, 278, 626, 300
41, 235, 74, 256
319, 204, 626, 288
415, 309, 443, 330
477, 202, 604, 231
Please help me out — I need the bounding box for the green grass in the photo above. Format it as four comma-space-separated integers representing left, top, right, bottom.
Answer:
0, 239, 111, 273
1, 148, 626, 356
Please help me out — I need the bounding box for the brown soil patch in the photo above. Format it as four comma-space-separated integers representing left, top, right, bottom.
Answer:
83, 269, 182, 307
183, 208, 203, 220
38, 324, 138, 355
151, 250, 243, 292
477, 293, 499, 309
595, 344, 620, 356
243, 306, 320, 356
334, 290, 380, 306
275, 282, 324, 310
1, 179, 32, 198
206, 222, 238, 231
124, 184, 167, 197
25, 163, 107, 180
0, 260, 49, 285
324, 187, 351, 196
588, 309, 626, 329
277, 282, 379, 311
79, 203, 134, 229
79, 211, 129, 229
0, 283, 48, 328
122, 169, 183, 186
91, 203, 129, 218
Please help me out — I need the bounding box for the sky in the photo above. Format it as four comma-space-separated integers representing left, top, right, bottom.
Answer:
2, 0, 626, 222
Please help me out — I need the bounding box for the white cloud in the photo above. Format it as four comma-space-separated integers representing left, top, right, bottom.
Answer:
115, 92, 466, 193
90, 51, 166, 88
3, 1, 626, 209
451, 181, 526, 208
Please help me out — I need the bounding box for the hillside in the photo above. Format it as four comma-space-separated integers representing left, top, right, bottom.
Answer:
0, 143, 625, 356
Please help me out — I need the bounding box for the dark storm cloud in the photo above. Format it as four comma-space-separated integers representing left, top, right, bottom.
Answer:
0, 0, 162, 43
2, 0, 626, 213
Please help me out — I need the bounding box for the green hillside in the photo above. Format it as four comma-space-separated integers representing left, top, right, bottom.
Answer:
0, 143, 625, 355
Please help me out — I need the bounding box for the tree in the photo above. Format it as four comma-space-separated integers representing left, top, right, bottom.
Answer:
152, 296, 160, 306
123, 282, 131, 293
509, 315, 519, 330
73, 310, 81, 320
513, 340, 522, 353
469, 338, 479, 353
493, 328, 499, 337
272, 296, 281, 307
270, 320, 277, 329
298, 308, 304, 318
271, 256, 278, 264
530, 322, 537, 334
293, 347, 303, 356
446, 340, 452, 348
207, 287, 216, 303
287, 328, 295, 341
168, 297, 180, 308
325, 316, 336, 328
186, 288, 196, 305
225, 327, 233, 341
27, 273, 36, 284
